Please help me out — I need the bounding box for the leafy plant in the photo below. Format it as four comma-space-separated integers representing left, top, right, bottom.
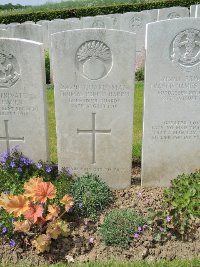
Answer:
0, 176, 74, 253
100, 208, 147, 247
150, 171, 200, 241
135, 67, 144, 81
70, 174, 112, 219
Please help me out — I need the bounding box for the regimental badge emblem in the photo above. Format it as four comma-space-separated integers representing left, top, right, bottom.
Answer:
0, 50, 20, 88
76, 40, 112, 80
167, 12, 180, 19
129, 16, 142, 31
170, 29, 200, 72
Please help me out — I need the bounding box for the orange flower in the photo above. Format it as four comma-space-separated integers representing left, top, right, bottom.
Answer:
24, 204, 45, 224
46, 204, 60, 221
34, 181, 57, 203
14, 220, 31, 233
24, 176, 43, 201
60, 194, 74, 212
6, 195, 30, 217
0, 193, 12, 209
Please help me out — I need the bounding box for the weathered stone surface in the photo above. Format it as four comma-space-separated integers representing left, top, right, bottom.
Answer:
190, 5, 197, 17
0, 30, 9, 38
158, 7, 189, 20
142, 18, 200, 187
51, 29, 136, 189
144, 9, 158, 22
37, 20, 49, 49
7, 24, 43, 43
82, 16, 113, 29
0, 24, 6, 30
195, 5, 200, 17
120, 11, 151, 69
104, 14, 121, 29
0, 38, 49, 162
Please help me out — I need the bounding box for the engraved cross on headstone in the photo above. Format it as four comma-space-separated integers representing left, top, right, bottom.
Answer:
77, 113, 111, 164
0, 120, 24, 153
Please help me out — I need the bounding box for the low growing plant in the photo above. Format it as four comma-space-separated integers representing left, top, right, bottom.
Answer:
135, 67, 144, 81
150, 171, 200, 241
0, 176, 74, 253
70, 174, 112, 219
100, 208, 147, 248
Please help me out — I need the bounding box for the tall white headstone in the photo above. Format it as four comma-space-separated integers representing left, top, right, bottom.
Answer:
0, 38, 49, 162
190, 5, 197, 17
7, 24, 43, 43
158, 7, 189, 20
142, 18, 200, 187
82, 16, 113, 29
195, 5, 200, 17
52, 29, 136, 189
37, 20, 49, 49
120, 11, 151, 69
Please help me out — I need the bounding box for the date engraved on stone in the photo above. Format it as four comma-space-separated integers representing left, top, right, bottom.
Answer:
92, 20, 105, 28
76, 40, 112, 80
0, 51, 20, 88
170, 29, 200, 72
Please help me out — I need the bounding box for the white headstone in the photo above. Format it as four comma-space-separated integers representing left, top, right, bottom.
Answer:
120, 11, 151, 69
51, 29, 136, 189
22, 21, 35, 24
7, 24, 43, 43
144, 9, 158, 22
0, 30, 9, 38
142, 18, 200, 187
37, 20, 49, 49
82, 16, 113, 29
0, 24, 6, 30
0, 38, 49, 162
104, 14, 121, 29
190, 5, 197, 17
158, 7, 189, 20
195, 5, 200, 17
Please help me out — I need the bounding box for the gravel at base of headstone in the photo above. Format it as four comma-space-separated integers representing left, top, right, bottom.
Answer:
0, 38, 49, 162
51, 29, 136, 189
142, 18, 200, 187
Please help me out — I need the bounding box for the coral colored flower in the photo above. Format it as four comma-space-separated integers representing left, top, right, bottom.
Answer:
24, 177, 44, 201
24, 204, 45, 224
34, 181, 56, 203
14, 220, 31, 233
6, 195, 30, 217
46, 204, 60, 221
60, 194, 74, 212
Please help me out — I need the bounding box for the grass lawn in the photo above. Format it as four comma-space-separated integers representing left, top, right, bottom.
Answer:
47, 81, 144, 163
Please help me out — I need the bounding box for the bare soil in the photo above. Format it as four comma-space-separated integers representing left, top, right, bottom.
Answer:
0, 164, 199, 265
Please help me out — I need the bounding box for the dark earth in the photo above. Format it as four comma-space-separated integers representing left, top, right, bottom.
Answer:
0, 163, 199, 266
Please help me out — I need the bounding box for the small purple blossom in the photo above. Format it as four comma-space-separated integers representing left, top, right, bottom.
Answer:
166, 216, 171, 223
17, 167, 22, 172
159, 227, 164, 232
137, 226, 142, 232
37, 163, 43, 169
10, 239, 16, 247
12, 145, 19, 151
134, 233, 140, 239
143, 224, 148, 230
46, 166, 52, 173
2, 227, 7, 234
11, 218, 15, 224
10, 161, 16, 168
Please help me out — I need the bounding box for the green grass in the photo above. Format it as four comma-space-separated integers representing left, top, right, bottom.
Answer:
47, 82, 144, 163
1, 258, 200, 267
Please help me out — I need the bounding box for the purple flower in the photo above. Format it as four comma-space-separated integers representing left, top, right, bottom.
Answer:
2, 227, 7, 234
46, 166, 52, 173
10, 239, 16, 247
37, 163, 43, 169
10, 161, 16, 168
159, 227, 164, 232
11, 218, 15, 223
166, 216, 171, 223
12, 145, 19, 151
137, 226, 142, 232
89, 237, 94, 244
134, 233, 140, 239
17, 167, 22, 172
143, 224, 148, 230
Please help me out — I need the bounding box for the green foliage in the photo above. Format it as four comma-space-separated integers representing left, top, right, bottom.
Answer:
150, 171, 200, 241
45, 50, 50, 84
0, 0, 197, 24
135, 68, 144, 82
100, 208, 147, 247
70, 174, 112, 219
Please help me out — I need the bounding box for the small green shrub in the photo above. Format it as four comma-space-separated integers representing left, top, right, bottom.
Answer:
150, 171, 200, 240
100, 208, 147, 247
135, 67, 144, 81
70, 174, 112, 219
45, 50, 50, 84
